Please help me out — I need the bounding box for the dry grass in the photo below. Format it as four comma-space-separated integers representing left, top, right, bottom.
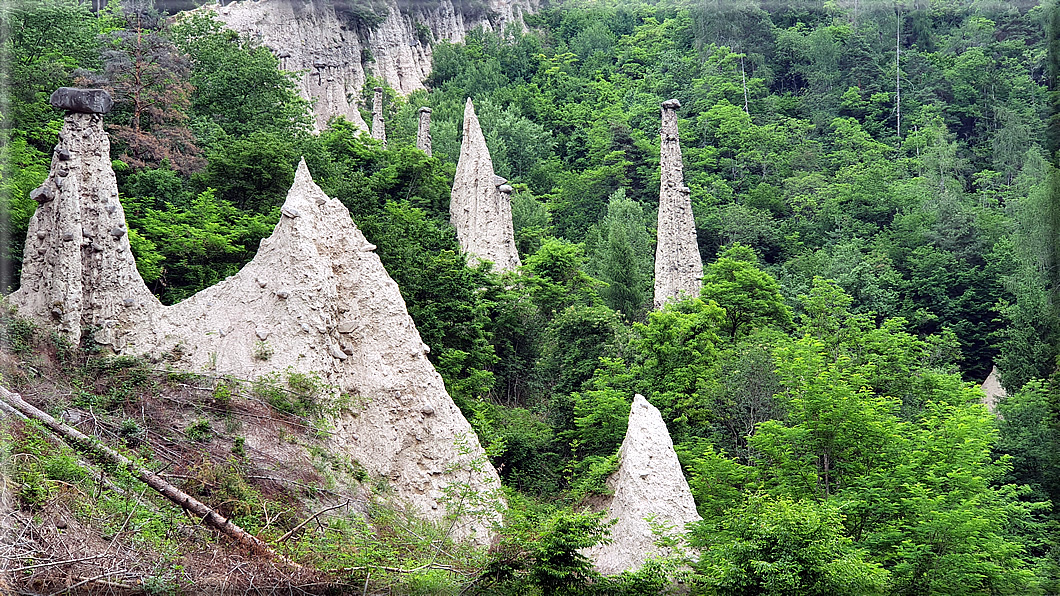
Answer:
0, 320, 367, 593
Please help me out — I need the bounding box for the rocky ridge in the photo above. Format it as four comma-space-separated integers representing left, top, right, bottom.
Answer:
205, 0, 535, 131
584, 394, 701, 575
654, 99, 702, 309
449, 98, 521, 272
13, 107, 502, 543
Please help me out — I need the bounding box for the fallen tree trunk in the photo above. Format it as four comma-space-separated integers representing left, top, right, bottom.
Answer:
0, 395, 135, 499
0, 386, 291, 564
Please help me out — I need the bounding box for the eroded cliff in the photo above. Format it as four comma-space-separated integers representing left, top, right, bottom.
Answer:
206, 0, 535, 131
13, 104, 502, 543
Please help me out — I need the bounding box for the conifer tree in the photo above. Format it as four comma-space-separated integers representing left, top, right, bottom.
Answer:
84, 0, 202, 173
586, 189, 653, 319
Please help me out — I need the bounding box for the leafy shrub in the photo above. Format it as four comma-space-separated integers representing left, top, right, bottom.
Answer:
185, 418, 212, 442
252, 369, 325, 417
119, 418, 144, 447
17, 469, 50, 508
480, 504, 612, 595
252, 340, 273, 361
42, 453, 87, 483
3, 313, 37, 354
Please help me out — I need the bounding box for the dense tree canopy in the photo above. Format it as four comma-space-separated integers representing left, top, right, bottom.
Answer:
5, 0, 1060, 592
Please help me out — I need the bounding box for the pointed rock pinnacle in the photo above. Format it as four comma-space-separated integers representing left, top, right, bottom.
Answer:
449, 98, 521, 272
584, 394, 701, 574
123, 158, 503, 542
981, 365, 1006, 414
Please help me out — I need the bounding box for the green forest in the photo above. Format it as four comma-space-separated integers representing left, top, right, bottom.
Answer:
4, 0, 1060, 593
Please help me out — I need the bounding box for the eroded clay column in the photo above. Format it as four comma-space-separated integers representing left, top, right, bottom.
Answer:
416, 106, 432, 156
449, 98, 521, 272
653, 99, 702, 309
372, 86, 386, 148
10, 88, 160, 347
583, 394, 701, 574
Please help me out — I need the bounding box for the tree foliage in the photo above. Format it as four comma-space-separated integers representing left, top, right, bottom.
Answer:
7, 1, 1060, 591
88, 0, 203, 173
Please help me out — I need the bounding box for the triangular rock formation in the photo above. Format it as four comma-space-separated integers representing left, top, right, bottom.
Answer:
10, 106, 162, 346
449, 98, 521, 272
585, 394, 701, 575
13, 104, 502, 542
981, 365, 1006, 414
654, 99, 702, 309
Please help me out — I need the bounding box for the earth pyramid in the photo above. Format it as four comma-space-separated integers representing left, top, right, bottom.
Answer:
13, 98, 503, 542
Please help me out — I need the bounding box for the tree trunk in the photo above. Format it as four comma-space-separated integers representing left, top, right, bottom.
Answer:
741, 56, 750, 115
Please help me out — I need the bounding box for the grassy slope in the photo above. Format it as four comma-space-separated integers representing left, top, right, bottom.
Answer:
0, 305, 487, 594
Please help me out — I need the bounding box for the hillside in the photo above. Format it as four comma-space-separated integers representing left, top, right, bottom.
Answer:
0, 310, 491, 593
3, 0, 1060, 593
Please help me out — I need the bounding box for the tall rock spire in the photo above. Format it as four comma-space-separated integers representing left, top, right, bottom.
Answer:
653, 99, 702, 309
449, 98, 521, 272
11, 88, 161, 348
371, 86, 386, 148
416, 106, 432, 157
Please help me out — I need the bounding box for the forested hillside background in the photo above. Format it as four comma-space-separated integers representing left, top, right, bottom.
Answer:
4, 0, 1060, 593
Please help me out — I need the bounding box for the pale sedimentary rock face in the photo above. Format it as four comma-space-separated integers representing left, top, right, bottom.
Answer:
449, 98, 521, 272
654, 99, 702, 309
203, 0, 536, 132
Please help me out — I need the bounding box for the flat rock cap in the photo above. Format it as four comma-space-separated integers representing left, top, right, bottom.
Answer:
661, 98, 681, 110
50, 88, 113, 114
418, 106, 432, 113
